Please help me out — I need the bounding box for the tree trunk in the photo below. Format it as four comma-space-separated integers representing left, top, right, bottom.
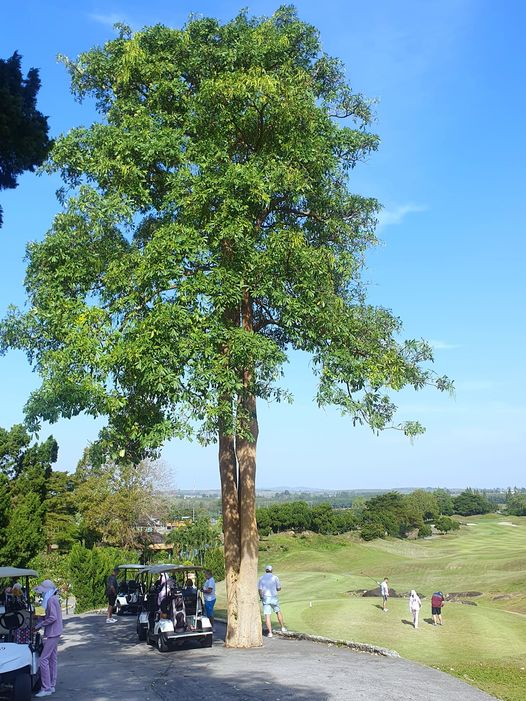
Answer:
218, 289, 262, 648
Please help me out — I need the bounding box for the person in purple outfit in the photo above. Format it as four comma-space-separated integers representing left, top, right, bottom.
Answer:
34, 579, 63, 697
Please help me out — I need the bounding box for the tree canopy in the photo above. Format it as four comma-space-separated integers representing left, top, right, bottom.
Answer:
0, 51, 50, 226
0, 7, 451, 646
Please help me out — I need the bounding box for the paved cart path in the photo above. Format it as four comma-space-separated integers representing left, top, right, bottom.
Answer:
43, 613, 496, 701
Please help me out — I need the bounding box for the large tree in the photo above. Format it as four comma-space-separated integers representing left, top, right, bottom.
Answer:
0, 8, 451, 646
0, 51, 51, 226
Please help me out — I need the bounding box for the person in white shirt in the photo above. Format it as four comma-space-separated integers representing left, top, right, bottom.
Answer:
258, 565, 287, 638
380, 577, 389, 611
202, 570, 216, 630
409, 589, 422, 629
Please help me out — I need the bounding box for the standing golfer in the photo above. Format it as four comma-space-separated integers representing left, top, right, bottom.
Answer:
258, 565, 287, 638
409, 589, 422, 629
431, 591, 445, 625
34, 579, 63, 697
380, 577, 389, 611
202, 569, 216, 631
105, 567, 118, 624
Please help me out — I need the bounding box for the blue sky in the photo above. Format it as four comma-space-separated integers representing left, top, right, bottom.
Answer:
1, 1, 525, 490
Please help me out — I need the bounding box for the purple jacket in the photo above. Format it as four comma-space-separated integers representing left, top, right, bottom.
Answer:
39, 594, 63, 638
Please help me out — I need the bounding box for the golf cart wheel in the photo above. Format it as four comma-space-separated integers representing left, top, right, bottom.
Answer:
201, 635, 213, 648
12, 671, 31, 701
116, 605, 124, 616
157, 633, 169, 653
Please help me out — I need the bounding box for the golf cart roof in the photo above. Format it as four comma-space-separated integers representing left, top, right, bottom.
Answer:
116, 564, 146, 571
145, 564, 206, 575
0, 567, 38, 578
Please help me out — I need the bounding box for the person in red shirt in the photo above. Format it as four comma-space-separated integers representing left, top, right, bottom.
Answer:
431, 591, 445, 625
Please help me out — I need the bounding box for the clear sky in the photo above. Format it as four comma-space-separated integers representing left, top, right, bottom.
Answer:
1, 1, 525, 490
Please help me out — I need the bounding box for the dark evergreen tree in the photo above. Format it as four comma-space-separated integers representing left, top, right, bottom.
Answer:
0, 51, 51, 225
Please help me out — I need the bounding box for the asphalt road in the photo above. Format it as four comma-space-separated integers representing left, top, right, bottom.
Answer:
42, 613, 497, 701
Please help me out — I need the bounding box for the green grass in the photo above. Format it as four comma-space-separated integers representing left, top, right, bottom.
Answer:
217, 515, 526, 701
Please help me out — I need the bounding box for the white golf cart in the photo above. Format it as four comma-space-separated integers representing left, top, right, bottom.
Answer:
0, 567, 41, 701
142, 564, 213, 652
114, 564, 146, 616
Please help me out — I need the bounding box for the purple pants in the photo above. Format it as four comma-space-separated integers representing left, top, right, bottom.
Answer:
40, 635, 60, 690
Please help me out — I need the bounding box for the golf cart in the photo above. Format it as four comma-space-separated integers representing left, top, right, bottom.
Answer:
114, 564, 146, 616
142, 564, 213, 652
0, 567, 41, 701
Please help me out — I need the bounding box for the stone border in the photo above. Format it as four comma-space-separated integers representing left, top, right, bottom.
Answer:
215, 618, 399, 658
276, 630, 400, 658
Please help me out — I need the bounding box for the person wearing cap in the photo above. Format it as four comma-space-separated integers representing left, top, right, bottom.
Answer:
258, 565, 287, 638
34, 579, 63, 697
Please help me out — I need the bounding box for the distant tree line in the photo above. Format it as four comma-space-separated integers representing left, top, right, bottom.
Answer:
256, 487, 496, 541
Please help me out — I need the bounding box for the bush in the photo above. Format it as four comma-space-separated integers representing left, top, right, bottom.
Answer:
435, 516, 460, 534
203, 547, 225, 583
361, 522, 386, 541
68, 543, 138, 612
418, 524, 432, 538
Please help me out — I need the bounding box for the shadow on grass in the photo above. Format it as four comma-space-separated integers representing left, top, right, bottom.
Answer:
401, 619, 414, 626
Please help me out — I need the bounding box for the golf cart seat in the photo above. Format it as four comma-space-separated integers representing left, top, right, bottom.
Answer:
0, 609, 30, 641
183, 593, 197, 615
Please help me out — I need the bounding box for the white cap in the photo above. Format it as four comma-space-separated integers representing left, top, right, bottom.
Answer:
265, 565, 273, 572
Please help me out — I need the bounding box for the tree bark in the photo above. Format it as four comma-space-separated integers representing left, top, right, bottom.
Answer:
219, 289, 262, 648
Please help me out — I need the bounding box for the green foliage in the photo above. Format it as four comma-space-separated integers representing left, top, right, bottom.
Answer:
505, 491, 526, 516
74, 454, 162, 549
67, 543, 138, 612
0, 52, 51, 226
43, 470, 79, 551
433, 488, 454, 516
256, 501, 357, 536
0, 424, 58, 566
453, 489, 493, 516
29, 552, 71, 597
435, 516, 460, 534
203, 546, 226, 582
360, 521, 386, 541
0, 7, 451, 462
418, 523, 432, 538
405, 489, 439, 522
166, 516, 221, 565
361, 491, 421, 538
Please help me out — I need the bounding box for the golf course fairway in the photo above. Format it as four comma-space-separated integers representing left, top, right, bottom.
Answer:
217, 514, 526, 700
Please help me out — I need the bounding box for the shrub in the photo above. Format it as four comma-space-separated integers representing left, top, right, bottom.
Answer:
418, 524, 432, 538
68, 543, 138, 612
360, 522, 385, 541
203, 547, 225, 582
435, 516, 460, 534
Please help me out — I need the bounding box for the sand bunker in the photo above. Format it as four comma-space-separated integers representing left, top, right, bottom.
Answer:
498, 521, 518, 527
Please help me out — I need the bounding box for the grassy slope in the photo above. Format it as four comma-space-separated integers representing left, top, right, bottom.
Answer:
216, 515, 526, 701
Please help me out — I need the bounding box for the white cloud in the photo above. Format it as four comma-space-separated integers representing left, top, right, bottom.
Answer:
428, 339, 460, 350
88, 12, 126, 27
377, 203, 427, 228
